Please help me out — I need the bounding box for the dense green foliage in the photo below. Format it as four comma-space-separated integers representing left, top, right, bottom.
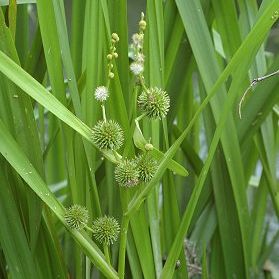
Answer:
0, 0, 278, 278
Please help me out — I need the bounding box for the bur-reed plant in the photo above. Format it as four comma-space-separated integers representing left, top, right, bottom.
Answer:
0, 1, 278, 279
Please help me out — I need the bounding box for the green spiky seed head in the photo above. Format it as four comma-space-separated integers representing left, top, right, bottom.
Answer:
92, 216, 120, 246
92, 120, 124, 150
138, 87, 170, 119
136, 153, 158, 183
64, 205, 89, 230
115, 158, 139, 187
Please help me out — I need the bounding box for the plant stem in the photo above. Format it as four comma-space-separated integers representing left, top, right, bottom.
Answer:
101, 104, 107, 122
139, 74, 148, 92
134, 113, 148, 140
106, 79, 111, 90
135, 113, 147, 123
85, 257, 91, 279
118, 214, 130, 279
104, 244, 111, 266
85, 225, 94, 233
112, 150, 122, 163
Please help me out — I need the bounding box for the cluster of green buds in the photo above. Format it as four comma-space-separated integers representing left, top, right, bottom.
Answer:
114, 151, 158, 188
94, 33, 119, 103
64, 205, 120, 246
107, 33, 119, 79
93, 33, 119, 103
64, 205, 120, 266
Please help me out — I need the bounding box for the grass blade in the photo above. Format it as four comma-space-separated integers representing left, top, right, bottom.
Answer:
0, 119, 119, 279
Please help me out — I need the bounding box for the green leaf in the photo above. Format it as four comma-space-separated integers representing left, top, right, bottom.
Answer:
0, 7, 44, 253
0, 0, 36, 5
160, 0, 279, 278
0, 50, 121, 166
202, 243, 208, 279
8, 0, 17, 41
0, 119, 119, 279
0, 164, 39, 279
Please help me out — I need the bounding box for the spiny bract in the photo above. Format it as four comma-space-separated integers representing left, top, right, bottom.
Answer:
138, 87, 170, 119
64, 204, 89, 230
92, 120, 124, 150
92, 216, 120, 246
115, 158, 139, 187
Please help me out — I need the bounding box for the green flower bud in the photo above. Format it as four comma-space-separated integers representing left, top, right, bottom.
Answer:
111, 33, 120, 42
144, 143, 154, 151
108, 72, 115, 79
139, 20, 147, 30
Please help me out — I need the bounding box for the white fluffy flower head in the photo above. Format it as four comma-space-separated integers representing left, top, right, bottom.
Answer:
130, 62, 144, 76
135, 53, 145, 63
94, 86, 109, 102
132, 33, 144, 48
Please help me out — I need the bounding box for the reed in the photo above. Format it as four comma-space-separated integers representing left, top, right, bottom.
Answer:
0, 1, 278, 278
